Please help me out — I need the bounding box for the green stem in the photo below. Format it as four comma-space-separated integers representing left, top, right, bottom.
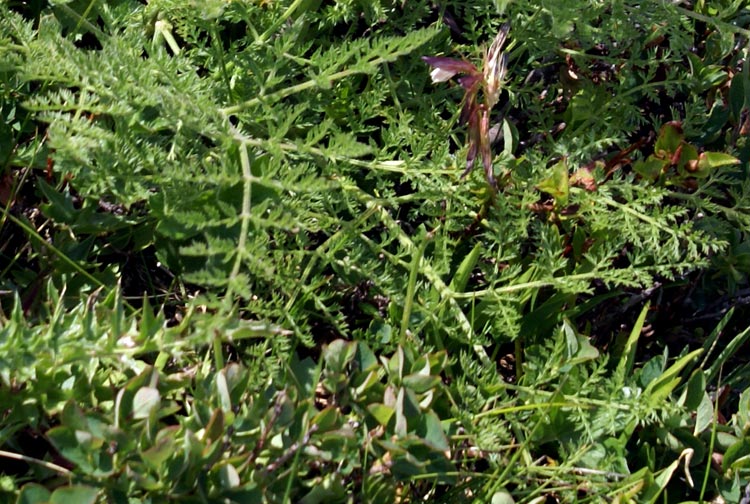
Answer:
257, 0, 308, 44
699, 366, 723, 504
674, 5, 750, 39
515, 337, 523, 382
224, 142, 253, 311
55, 3, 107, 41
400, 232, 430, 345
0, 208, 107, 291
221, 47, 419, 116
210, 25, 235, 102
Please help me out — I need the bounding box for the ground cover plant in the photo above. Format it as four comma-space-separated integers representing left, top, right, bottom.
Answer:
3, 0, 750, 501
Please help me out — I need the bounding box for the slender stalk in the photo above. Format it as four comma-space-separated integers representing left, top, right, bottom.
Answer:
699, 366, 723, 504
0, 450, 72, 476
257, 0, 308, 44
221, 49, 418, 116
673, 5, 750, 38
400, 232, 430, 345
0, 207, 107, 291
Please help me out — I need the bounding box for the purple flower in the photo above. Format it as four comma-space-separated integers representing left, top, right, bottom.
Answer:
421, 56, 479, 83
423, 25, 510, 189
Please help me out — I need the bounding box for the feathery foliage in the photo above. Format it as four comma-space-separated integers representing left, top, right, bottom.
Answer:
2, 0, 750, 501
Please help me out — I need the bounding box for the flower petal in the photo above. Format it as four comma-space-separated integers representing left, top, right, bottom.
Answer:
422, 56, 479, 83
458, 73, 482, 91
430, 67, 457, 83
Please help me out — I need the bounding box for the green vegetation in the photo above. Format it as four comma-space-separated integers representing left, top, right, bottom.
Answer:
2, 0, 750, 501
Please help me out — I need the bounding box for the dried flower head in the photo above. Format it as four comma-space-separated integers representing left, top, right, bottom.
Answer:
484, 24, 510, 109
423, 24, 510, 189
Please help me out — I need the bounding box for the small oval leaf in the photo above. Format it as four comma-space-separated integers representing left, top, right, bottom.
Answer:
132, 386, 161, 420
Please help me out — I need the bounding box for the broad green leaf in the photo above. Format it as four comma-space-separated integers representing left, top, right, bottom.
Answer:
694, 392, 714, 436
502, 118, 517, 156
401, 373, 440, 394
46, 426, 95, 473
715, 432, 740, 452
367, 403, 395, 426
203, 408, 224, 443
722, 437, 750, 472
311, 407, 339, 432
299, 473, 346, 504
217, 462, 240, 489
116, 367, 154, 425
693, 151, 740, 177
216, 371, 232, 413
353, 370, 381, 397
449, 243, 482, 293
644, 349, 703, 406
738, 387, 750, 431
37, 179, 77, 224
560, 318, 598, 369
676, 142, 698, 171
290, 355, 318, 397
60, 400, 90, 431
289, 354, 318, 397
417, 411, 450, 452
682, 369, 706, 410
394, 387, 407, 437
615, 303, 649, 384
633, 156, 666, 181
17, 483, 51, 504
385, 346, 405, 380
729, 72, 746, 120
536, 158, 569, 206
354, 341, 378, 371
48, 485, 98, 504
491, 490, 515, 504
224, 363, 247, 403
132, 386, 161, 420
324, 339, 357, 374
141, 429, 178, 471
654, 122, 684, 156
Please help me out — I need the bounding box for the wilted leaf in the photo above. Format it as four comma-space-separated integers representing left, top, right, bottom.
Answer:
537, 159, 569, 206
654, 122, 684, 157
570, 167, 597, 191
634, 156, 667, 181
693, 151, 741, 177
